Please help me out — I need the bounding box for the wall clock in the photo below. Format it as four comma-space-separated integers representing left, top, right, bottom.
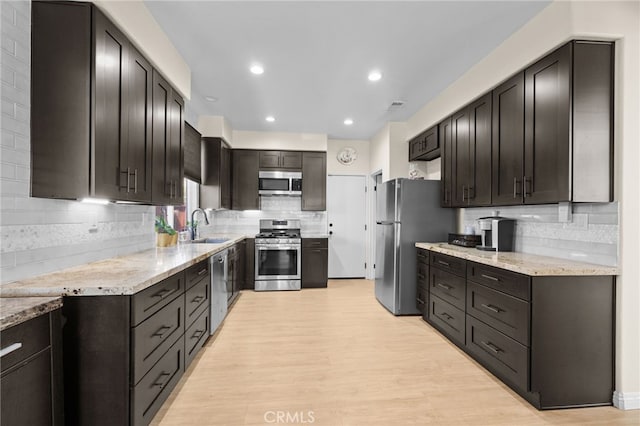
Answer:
336, 147, 357, 165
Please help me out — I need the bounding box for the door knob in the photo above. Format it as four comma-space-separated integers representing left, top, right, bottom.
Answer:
329, 223, 333, 227
329, 231, 333, 235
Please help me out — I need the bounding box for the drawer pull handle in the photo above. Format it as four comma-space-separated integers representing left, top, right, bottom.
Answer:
437, 283, 453, 291
481, 341, 503, 354
153, 288, 176, 299
192, 295, 205, 303
439, 312, 453, 320
437, 260, 450, 267
481, 274, 500, 282
417, 274, 426, 280
0, 342, 22, 358
197, 268, 208, 277
416, 298, 425, 304
152, 325, 172, 338
481, 303, 502, 313
191, 329, 205, 340
153, 372, 172, 389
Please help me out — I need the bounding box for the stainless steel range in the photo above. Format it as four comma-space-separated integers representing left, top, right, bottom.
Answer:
255, 219, 301, 291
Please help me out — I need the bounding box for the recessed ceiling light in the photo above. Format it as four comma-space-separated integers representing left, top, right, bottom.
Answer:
250, 64, 264, 75
204, 96, 218, 102
344, 118, 354, 126
368, 70, 382, 82
265, 116, 275, 122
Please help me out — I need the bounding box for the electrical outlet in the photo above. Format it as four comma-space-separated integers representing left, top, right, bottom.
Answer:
88, 223, 98, 234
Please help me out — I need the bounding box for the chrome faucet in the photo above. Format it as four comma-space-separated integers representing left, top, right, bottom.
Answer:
190, 208, 210, 240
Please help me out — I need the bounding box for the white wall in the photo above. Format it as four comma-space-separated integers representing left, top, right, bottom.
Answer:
405, 0, 640, 408
231, 130, 327, 151
327, 139, 370, 176
369, 123, 389, 181
197, 116, 234, 143
93, 0, 190, 99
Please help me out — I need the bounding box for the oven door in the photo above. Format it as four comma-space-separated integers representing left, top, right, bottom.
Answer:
255, 244, 301, 281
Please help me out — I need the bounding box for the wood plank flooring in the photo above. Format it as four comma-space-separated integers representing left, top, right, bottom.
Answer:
152, 280, 638, 425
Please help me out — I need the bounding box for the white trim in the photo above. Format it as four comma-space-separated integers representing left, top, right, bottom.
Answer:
613, 391, 640, 410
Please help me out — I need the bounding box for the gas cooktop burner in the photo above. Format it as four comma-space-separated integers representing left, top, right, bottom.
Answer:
256, 232, 300, 239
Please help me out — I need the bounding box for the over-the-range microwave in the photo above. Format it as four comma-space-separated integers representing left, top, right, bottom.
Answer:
258, 171, 302, 196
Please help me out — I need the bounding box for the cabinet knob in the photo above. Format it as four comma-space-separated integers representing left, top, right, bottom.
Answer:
329, 231, 333, 235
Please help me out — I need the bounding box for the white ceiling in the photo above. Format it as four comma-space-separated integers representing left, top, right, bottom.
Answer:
145, 1, 550, 140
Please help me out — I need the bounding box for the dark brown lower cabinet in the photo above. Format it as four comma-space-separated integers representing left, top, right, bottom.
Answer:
61, 261, 212, 425
0, 310, 63, 426
244, 239, 255, 290
301, 238, 328, 288
416, 248, 429, 319
421, 250, 614, 409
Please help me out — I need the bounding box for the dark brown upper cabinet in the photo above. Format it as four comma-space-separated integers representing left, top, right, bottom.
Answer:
301, 152, 326, 211
232, 150, 260, 210
451, 107, 470, 207
200, 137, 231, 210
439, 117, 454, 207
408, 125, 440, 161
492, 72, 526, 206
151, 71, 184, 205
183, 122, 202, 184
465, 93, 493, 206
31, 2, 154, 203
259, 151, 302, 170
524, 41, 613, 204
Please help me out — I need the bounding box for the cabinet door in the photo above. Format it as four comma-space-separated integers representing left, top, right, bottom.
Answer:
452, 108, 470, 207
468, 93, 492, 206
125, 47, 153, 202
259, 151, 281, 168
220, 144, 232, 209
93, 8, 128, 200
524, 43, 571, 204
151, 71, 173, 204
301, 152, 326, 211
168, 91, 184, 203
232, 150, 260, 210
492, 72, 525, 205
439, 117, 454, 207
244, 238, 255, 290
281, 151, 302, 169
301, 247, 328, 288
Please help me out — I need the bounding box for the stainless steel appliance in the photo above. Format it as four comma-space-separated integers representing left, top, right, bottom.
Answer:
255, 219, 301, 291
476, 212, 515, 252
375, 179, 455, 315
210, 249, 228, 335
258, 171, 302, 196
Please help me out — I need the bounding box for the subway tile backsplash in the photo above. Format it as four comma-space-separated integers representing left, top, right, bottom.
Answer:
461, 203, 619, 266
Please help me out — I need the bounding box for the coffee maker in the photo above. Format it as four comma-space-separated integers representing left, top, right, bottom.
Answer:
476, 211, 515, 252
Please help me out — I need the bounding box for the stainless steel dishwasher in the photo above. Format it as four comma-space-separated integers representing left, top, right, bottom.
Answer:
210, 249, 228, 335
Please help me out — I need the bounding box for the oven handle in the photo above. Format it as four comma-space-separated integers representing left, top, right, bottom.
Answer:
255, 245, 301, 250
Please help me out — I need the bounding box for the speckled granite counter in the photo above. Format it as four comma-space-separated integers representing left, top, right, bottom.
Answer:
0, 235, 245, 297
415, 242, 617, 276
301, 234, 329, 239
0, 296, 63, 331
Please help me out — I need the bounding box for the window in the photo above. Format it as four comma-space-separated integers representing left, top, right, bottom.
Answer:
155, 178, 199, 233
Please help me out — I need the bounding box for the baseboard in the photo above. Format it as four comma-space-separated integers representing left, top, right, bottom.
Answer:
613, 391, 640, 410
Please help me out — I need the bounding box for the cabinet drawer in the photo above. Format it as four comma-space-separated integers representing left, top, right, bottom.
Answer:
416, 283, 428, 315
302, 238, 328, 249
417, 248, 429, 265
466, 315, 529, 392
132, 272, 184, 326
467, 262, 530, 301
185, 277, 209, 329
430, 267, 466, 310
0, 314, 50, 373
132, 336, 184, 426
428, 295, 465, 346
185, 259, 209, 290
430, 252, 466, 277
467, 281, 530, 345
417, 261, 428, 286
185, 308, 210, 370
132, 295, 184, 384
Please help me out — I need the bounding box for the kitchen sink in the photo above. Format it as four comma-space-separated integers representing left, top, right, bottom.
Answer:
191, 237, 230, 244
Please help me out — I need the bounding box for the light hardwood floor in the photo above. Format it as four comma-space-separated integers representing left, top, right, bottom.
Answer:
152, 280, 638, 425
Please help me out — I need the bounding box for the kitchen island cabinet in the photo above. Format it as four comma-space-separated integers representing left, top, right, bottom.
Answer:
0, 297, 64, 426
415, 242, 615, 409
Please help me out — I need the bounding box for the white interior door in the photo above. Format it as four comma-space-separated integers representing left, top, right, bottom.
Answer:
327, 175, 366, 278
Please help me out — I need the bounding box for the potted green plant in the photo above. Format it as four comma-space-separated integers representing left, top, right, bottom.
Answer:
155, 216, 178, 247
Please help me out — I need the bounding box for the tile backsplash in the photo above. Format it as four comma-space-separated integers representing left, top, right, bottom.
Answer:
0, 1, 156, 284
201, 196, 327, 237
461, 203, 619, 266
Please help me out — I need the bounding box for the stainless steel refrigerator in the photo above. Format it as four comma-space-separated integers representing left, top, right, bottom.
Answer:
375, 178, 455, 315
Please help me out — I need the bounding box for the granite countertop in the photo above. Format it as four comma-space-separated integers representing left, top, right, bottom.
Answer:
0, 235, 245, 297
301, 234, 329, 239
0, 296, 63, 331
416, 242, 618, 276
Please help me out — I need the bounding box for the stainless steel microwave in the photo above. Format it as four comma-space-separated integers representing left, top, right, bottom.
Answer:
258, 171, 302, 196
